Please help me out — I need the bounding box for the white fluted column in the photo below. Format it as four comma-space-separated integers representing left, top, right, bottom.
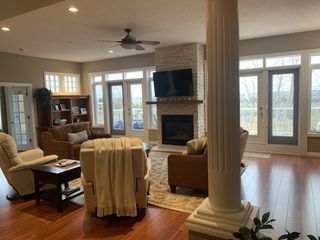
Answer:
186, 1, 259, 239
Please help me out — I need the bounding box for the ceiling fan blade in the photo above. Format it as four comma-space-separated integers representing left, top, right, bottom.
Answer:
136, 40, 160, 45
135, 44, 145, 51
109, 44, 120, 48
97, 40, 122, 43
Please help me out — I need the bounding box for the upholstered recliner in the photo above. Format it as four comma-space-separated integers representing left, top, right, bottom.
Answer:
168, 128, 249, 192
80, 139, 151, 214
0, 132, 58, 198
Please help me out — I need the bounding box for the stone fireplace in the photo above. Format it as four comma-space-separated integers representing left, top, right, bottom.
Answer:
155, 43, 205, 145
161, 115, 194, 145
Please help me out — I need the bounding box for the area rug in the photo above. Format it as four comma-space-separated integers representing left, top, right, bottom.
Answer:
147, 151, 248, 213
147, 151, 206, 213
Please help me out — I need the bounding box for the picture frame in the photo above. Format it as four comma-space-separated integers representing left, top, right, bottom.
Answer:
80, 107, 87, 114
72, 106, 80, 115
52, 104, 60, 111
60, 104, 67, 110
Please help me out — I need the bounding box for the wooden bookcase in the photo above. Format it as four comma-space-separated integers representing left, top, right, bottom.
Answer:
37, 95, 91, 128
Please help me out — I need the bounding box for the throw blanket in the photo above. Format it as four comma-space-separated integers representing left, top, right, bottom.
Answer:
94, 137, 137, 217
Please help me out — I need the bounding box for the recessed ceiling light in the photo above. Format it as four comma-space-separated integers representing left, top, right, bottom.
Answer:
108, 50, 114, 53
68, 7, 78, 13
1, 26, 10, 31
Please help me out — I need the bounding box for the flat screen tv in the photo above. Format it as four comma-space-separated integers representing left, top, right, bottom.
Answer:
153, 68, 193, 97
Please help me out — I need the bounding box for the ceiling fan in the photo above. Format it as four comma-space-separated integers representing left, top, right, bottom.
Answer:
98, 28, 160, 51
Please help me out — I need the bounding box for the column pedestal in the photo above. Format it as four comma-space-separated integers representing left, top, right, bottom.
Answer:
186, 199, 259, 239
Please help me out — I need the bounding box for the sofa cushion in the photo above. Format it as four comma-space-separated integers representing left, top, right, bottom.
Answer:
49, 124, 73, 141
68, 130, 88, 144
186, 137, 207, 155
71, 122, 93, 139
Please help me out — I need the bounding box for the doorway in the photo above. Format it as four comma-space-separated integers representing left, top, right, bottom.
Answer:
108, 81, 145, 139
0, 85, 35, 151
239, 68, 299, 146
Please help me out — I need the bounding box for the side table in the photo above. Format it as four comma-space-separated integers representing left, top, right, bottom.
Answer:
31, 160, 83, 212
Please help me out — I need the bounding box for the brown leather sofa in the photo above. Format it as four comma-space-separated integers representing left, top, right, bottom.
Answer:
168, 129, 249, 192
41, 122, 111, 160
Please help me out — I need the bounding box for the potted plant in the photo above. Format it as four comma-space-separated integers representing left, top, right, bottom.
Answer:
34, 88, 52, 105
233, 212, 319, 240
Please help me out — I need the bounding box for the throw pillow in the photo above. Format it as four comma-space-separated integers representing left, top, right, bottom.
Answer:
68, 130, 88, 144
186, 137, 207, 155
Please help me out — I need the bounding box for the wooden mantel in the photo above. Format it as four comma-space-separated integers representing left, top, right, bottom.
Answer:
146, 99, 204, 105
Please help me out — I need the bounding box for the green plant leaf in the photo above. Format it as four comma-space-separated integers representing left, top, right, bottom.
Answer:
261, 237, 273, 240
260, 224, 274, 230
262, 212, 270, 223
250, 229, 258, 240
266, 219, 276, 224
233, 232, 244, 240
307, 235, 317, 240
289, 232, 301, 239
254, 217, 261, 226
278, 235, 287, 240
254, 222, 262, 233
239, 227, 250, 236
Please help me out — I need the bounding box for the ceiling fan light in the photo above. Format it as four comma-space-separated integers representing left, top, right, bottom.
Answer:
121, 43, 135, 49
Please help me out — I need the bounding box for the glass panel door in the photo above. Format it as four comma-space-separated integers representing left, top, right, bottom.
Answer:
268, 69, 299, 145
7, 87, 32, 150
108, 83, 125, 135
129, 82, 144, 134
240, 73, 264, 143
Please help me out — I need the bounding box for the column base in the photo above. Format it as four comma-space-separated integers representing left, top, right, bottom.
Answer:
186, 198, 260, 240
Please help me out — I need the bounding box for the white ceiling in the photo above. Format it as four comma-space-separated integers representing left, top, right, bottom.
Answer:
0, 0, 320, 62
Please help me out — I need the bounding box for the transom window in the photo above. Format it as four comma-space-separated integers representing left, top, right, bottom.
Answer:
44, 72, 80, 94
45, 74, 61, 93
64, 75, 79, 93
265, 55, 301, 67
240, 58, 263, 70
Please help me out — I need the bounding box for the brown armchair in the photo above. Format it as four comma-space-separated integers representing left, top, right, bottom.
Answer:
41, 122, 111, 160
168, 129, 249, 193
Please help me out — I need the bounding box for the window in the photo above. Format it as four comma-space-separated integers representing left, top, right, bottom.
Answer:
44, 72, 80, 94
125, 70, 143, 79
64, 75, 79, 93
310, 69, 320, 133
265, 55, 301, 67
311, 54, 320, 65
107, 73, 123, 81
45, 73, 61, 93
240, 75, 258, 135
240, 58, 263, 70
93, 75, 102, 83
93, 84, 104, 125
147, 69, 157, 129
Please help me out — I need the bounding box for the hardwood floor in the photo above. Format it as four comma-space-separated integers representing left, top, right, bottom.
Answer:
0, 154, 320, 239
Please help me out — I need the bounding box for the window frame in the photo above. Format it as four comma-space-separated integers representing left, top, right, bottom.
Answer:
44, 72, 80, 95
309, 53, 320, 134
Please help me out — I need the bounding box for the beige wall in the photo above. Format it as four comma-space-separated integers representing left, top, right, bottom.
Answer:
0, 52, 81, 91
240, 30, 320, 56
81, 53, 154, 94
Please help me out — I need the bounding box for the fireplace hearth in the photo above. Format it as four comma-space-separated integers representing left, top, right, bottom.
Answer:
161, 115, 194, 146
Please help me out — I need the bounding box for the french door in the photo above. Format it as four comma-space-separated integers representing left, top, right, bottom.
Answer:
268, 69, 299, 145
239, 73, 265, 143
239, 68, 299, 145
108, 81, 145, 138
6, 87, 33, 150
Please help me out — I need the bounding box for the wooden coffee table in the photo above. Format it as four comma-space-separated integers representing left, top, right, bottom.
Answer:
31, 160, 83, 212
